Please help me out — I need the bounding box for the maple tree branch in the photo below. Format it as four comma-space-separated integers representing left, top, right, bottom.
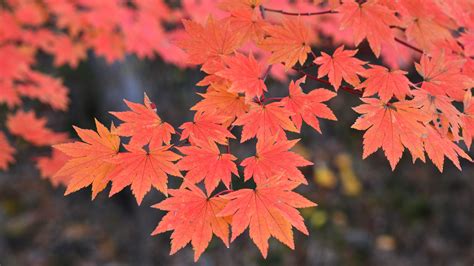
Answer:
262, 7, 337, 16
262, 5, 426, 56
394, 37, 424, 54
294, 66, 363, 96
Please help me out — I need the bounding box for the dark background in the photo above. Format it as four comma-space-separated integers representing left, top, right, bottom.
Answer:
0, 49, 473, 266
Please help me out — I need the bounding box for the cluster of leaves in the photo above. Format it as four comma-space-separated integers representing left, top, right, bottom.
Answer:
0, 0, 221, 173
2, 0, 474, 262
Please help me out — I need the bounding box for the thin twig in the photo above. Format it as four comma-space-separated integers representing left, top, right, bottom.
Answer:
394, 37, 424, 54
296, 68, 363, 96
263, 7, 337, 16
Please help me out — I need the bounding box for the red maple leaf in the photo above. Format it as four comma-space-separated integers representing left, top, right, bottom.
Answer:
356, 65, 412, 102
338, 0, 400, 57
7, 110, 68, 146
233, 101, 298, 142
177, 140, 238, 194
241, 138, 312, 184
110, 94, 175, 148
280, 77, 337, 132
217, 52, 267, 101
260, 17, 315, 69
53, 119, 120, 199
352, 98, 430, 169
415, 52, 470, 101
152, 184, 231, 262
424, 126, 472, 172
218, 177, 316, 258
180, 112, 235, 145
107, 143, 182, 205
314, 45, 366, 90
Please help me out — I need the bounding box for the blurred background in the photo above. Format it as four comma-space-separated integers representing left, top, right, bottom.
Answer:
0, 48, 473, 266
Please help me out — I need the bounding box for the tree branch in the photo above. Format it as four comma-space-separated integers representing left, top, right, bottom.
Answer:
262, 7, 337, 16
394, 37, 424, 54
294, 66, 363, 96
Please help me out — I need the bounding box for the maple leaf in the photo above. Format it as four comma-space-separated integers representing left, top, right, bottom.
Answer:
107, 143, 182, 205
152, 184, 231, 262
0, 131, 15, 171
53, 119, 120, 199
179, 17, 241, 70
411, 89, 462, 137
398, 0, 454, 52
36, 149, 70, 186
180, 112, 235, 145
415, 52, 470, 101
424, 126, 472, 172
260, 17, 315, 70
352, 98, 430, 169
227, 8, 267, 43
218, 177, 316, 258
177, 141, 238, 194
356, 65, 412, 102
110, 94, 175, 147
191, 82, 250, 123
217, 52, 267, 101
338, 0, 400, 57
314, 45, 366, 90
233, 102, 298, 142
7, 111, 68, 146
241, 138, 312, 185
17, 71, 69, 111
280, 77, 337, 132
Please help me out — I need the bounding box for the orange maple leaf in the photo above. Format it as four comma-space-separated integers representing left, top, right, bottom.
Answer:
152, 184, 231, 262
357, 65, 412, 102
338, 0, 401, 57
0, 131, 15, 171
411, 89, 462, 137
179, 17, 241, 71
191, 82, 250, 123
7, 110, 68, 146
107, 143, 182, 205
53, 119, 120, 199
218, 177, 316, 258
398, 0, 455, 52
233, 102, 298, 142
241, 138, 312, 185
227, 8, 267, 43
110, 94, 175, 147
217, 52, 267, 101
314, 45, 366, 90
280, 77, 337, 132
424, 126, 472, 172
260, 17, 315, 69
352, 98, 431, 169
415, 52, 470, 101
177, 141, 238, 194
180, 112, 235, 145
17, 71, 69, 111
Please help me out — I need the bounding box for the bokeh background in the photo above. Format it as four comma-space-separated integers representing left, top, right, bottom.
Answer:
1, 43, 473, 266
